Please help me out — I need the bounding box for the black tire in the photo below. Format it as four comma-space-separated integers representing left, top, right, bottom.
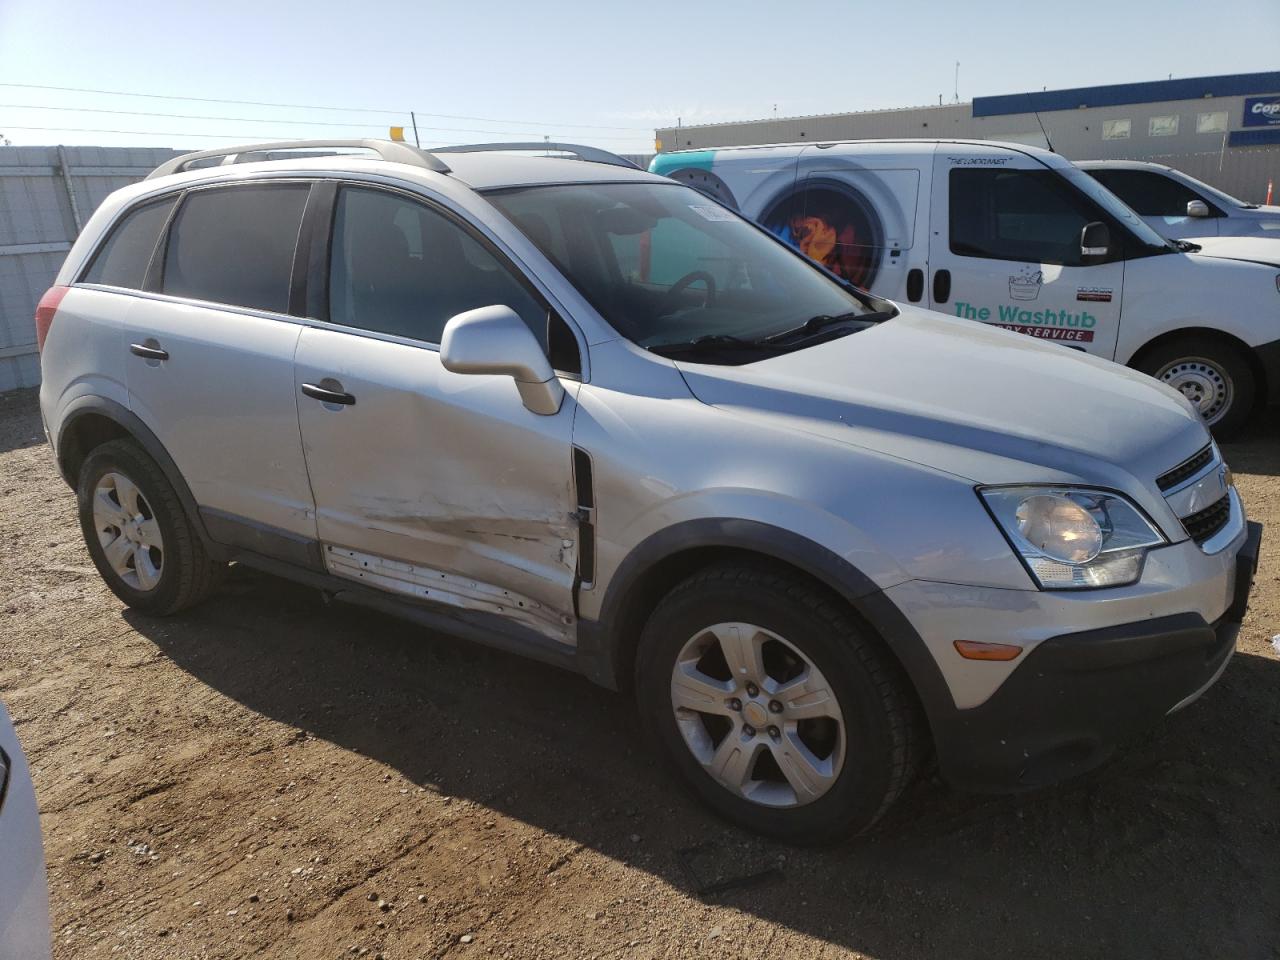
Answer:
634, 565, 924, 844
1134, 336, 1256, 440
76, 438, 223, 615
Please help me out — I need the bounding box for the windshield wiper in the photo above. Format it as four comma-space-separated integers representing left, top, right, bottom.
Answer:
1173, 239, 1203, 253
762, 310, 890, 345
648, 333, 780, 360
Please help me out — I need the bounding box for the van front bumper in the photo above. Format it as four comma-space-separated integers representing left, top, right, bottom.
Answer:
907, 520, 1262, 793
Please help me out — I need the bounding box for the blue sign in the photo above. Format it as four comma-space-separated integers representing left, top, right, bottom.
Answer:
1243, 95, 1280, 127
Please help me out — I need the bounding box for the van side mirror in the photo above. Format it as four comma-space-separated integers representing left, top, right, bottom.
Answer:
1080, 221, 1111, 261
1186, 199, 1210, 218
440, 305, 564, 416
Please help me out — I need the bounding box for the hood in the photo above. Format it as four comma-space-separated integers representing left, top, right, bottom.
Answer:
676, 308, 1208, 491
1184, 235, 1280, 267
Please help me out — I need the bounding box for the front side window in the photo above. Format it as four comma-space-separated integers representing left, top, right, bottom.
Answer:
327, 186, 550, 348
162, 183, 309, 313
488, 182, 880, 352
950, 168, 1107, 266
82, 196, 177, 289
1085, 170, 1208, 217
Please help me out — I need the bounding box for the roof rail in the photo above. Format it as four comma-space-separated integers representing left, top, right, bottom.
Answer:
430, 142, 641, 170
146, 139, 452, 180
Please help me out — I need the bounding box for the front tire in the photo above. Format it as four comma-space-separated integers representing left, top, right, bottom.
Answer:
77, 439, 223, 615
635, 565, 923, 844
1135, 336, 1255, 439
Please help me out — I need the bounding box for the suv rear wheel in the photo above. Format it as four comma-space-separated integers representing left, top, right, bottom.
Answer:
77, 439, 223, 615
635, 565, 923, 844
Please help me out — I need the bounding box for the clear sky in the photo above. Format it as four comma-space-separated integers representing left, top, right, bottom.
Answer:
1, 0, 1277, 155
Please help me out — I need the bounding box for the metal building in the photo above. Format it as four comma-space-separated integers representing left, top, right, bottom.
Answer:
655, 71, 1280, 202
0, 146, 182, 392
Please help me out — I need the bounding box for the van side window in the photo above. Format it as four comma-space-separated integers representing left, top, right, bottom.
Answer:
162, 183, 309, 313
81, 196, 177, 290
950, 168, 1105, 267
1085, 170, 1210, 218
327, 186, 553, 351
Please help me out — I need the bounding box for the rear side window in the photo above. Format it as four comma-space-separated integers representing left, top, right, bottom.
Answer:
950, 168, 1106, 266
162, 183, 309, 313
1086, 170, 1210, 217
81, 197, 177, 289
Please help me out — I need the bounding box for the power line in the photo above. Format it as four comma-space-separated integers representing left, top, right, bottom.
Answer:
0, 81, 650, 131
0, 124, 648, 145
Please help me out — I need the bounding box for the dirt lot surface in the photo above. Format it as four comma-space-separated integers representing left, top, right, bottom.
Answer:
1, 385, 1278, 960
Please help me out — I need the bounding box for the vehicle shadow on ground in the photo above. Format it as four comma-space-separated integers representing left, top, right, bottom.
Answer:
1223, 414, 1280, 477
0, 388, 47, 455
128, 564, 1280, 959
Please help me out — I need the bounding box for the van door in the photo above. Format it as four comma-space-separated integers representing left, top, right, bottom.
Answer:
124, 181, 317, 542
928, 148, 1124, 359
292, 183, 579, 645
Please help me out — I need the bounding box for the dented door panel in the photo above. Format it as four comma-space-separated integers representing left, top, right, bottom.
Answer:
294, 326, 580, 642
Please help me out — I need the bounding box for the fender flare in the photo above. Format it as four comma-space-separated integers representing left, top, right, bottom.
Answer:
575, 517, 954, 737
56, 396, 217, 553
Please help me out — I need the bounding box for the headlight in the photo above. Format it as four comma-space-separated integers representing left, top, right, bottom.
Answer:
980, 486, 1166, 589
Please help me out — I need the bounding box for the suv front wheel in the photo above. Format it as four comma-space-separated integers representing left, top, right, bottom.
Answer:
77, 439, 223, 615
635, 565, 923, 844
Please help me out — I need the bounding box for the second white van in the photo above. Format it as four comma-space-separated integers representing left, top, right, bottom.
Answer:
651, 140, 1280, 436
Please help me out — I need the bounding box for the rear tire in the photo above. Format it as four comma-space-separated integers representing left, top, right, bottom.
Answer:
1134, 336, 1255, 440
77, 439, 223, 615
634, 565, 923, 844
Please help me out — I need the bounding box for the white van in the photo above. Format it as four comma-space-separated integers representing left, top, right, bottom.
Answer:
651, 141, 1280, 436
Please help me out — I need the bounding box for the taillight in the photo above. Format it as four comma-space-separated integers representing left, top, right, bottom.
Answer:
34, 285, 70, 352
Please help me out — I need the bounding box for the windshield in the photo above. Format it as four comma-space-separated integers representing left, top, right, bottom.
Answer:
1055, 164, 1174, 252
486, 182, 882, 351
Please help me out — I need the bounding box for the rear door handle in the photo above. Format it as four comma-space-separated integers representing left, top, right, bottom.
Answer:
906, 268, 924, 303
129, 342, 169, 361
932, 269, 951, 304
301, 381, 356, 406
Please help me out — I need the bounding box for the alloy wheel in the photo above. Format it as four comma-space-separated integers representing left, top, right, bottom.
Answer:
92, 471, 164, 591
670, 622, 845, 808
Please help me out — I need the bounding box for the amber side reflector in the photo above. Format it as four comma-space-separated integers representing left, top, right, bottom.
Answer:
954, 640, 1023, 661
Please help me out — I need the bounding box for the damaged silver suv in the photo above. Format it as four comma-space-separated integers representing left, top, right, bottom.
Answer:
38, 140, 1261, 842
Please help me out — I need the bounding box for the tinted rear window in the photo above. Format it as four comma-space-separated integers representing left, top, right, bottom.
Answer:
82, 197, 177, 289
162, 183, 309, 313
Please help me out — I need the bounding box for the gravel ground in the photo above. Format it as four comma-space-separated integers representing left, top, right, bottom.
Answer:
1, 385, 1278, 960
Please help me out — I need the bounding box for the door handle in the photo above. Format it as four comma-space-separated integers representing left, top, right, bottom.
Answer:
906, 268, 924, 303
301, 381, 356, 406
932, 269, 951, 304
129, 342, 169, 361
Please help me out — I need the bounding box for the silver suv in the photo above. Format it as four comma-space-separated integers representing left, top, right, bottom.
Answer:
38, 139, 1261, 842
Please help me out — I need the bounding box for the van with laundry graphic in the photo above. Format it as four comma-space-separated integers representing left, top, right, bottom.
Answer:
651, 140, 1280, 436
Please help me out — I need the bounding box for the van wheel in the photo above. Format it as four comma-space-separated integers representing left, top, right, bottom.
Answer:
1135, 336, 1255, 439
634, 565, 922, 844
77, 439, 223, 615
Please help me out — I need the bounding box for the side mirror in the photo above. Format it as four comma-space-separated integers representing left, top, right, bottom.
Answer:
1186, 199, 1210, 218
440, 305, 564, 416
1080, 221, 1111, 260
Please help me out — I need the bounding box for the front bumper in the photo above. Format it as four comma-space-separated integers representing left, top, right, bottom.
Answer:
911, 520, 1262, 792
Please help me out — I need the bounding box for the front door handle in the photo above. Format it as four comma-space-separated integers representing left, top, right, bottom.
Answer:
932, 269, 951, 304
129, 342, 169, 361
301, 381, 356, 406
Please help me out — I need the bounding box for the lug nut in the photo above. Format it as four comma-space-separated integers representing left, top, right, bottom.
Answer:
745, 682, 759, 697
743, 724, 757, 737
728, 698, 742, 712
768, 700, 782, 713
768, 725, 780, 739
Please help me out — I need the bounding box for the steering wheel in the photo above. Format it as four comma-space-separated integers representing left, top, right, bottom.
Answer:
662, 270, 718, 312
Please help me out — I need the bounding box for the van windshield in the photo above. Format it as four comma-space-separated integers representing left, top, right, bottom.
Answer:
1055, 165, 1175, 252
486, 182, 886, 358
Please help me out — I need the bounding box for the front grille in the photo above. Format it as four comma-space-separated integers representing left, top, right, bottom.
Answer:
1182, 494, 1231, 545
1157, 444, 1214, 491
